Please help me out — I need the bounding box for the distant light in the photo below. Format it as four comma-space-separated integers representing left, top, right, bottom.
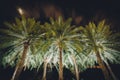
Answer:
17, 7, 24, 15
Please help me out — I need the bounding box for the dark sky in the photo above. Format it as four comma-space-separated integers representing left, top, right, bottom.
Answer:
0, 0, 120, 31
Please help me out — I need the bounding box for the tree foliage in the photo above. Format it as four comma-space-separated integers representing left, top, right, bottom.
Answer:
0, 16, 120, 80
0, 16, 46, 69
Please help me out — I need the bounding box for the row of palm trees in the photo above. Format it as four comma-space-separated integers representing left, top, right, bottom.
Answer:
0, 16, 120, 80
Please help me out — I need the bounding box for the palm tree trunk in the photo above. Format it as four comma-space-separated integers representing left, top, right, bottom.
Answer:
105, 62, 118, 80
71, 55, 79, 80
59, 47, 63, 80
96, 51, 110, 80
11, 41, 29, 80
42, 59, 48, 80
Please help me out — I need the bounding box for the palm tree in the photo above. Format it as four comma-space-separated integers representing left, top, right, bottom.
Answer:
42, 16, 82, 80
79, 20, 120, 80
42, 58, 48, 80
0, 16, 46, 80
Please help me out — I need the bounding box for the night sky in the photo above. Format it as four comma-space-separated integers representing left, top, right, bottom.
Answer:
0, 0, 120, 80
0, 0, 120, 31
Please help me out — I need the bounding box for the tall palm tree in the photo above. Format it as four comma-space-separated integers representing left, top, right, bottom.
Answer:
79, 20, 120, 80
0, 16, 46, 80
42, 16, 82, 80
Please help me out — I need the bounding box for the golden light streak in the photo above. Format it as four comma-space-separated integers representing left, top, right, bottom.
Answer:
17, 7, 24, 15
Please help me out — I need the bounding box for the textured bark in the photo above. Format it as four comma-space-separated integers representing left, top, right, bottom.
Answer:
11, 41, 29, 80
96, 51, 110, 80
105, 62, 118, 80
71, 55, 79, 80
42, 59, 48, 80
59, 47, 63, 80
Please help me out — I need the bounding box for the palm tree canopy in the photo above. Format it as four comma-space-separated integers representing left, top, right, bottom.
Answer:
0, 16, 46, 69
79, 20, 120, 65
40, 16, 87, 71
